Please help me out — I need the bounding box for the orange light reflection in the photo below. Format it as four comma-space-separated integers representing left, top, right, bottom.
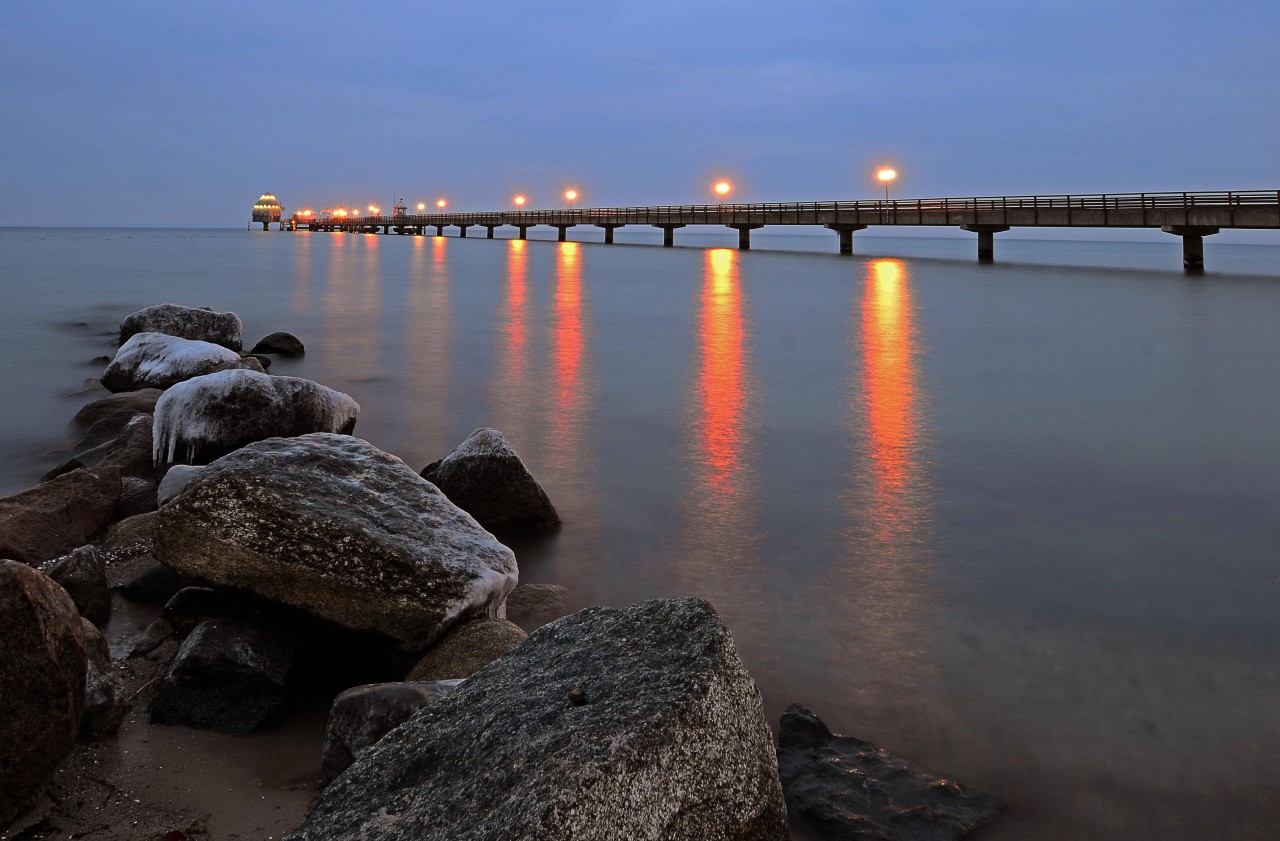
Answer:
698, 248, 749, 495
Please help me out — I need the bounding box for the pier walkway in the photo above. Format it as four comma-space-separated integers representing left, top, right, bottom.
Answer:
296, 190, 1280, 271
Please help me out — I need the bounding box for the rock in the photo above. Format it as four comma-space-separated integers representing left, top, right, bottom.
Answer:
105, 510, 159, 552
320, 681, 461, 784
39, 546, 111, 627
421, 428, 559, 533
157, 465, 207, 506
163, 586, 232, 637
151, 370, 360, 465
150, 618, 296, 735
777, 704, 1006, 841
0, 560, 88, 826
506, 582, 569, 629
45, 414, 155, 483
119, 303, 243, 352
117, 560, 196, 605
239, 355, 267, 375
405, 617, 526, 681
101, 332, 253, 393
247, 352, 272, 370
250, 331, 306, 356
156, 434, 517, 649
0, 467, 121, 565
79, 618, 129, 741
119, 476, 159, 518
73, 389, 162, 446
125, 616, 174, 659
287, 598, 787, 841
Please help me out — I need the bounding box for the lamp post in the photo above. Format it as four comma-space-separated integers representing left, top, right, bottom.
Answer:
876, 168, 897, 202
514, 194, 527, 209
713, 180, 733, 205
564, 189, 578, 210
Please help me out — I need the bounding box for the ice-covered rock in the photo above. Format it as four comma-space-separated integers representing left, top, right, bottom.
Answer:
421, 428, 560, 532
156, 434, 518, 649
288, 598, 788, 841
0, 560, 88, 826
119, 303, 243, 351
102, 332, 252, 393
152, 369, 359, 465
321, 680, 462, 784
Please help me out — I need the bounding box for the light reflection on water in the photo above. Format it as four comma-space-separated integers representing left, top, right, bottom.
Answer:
403, 236, 451, 457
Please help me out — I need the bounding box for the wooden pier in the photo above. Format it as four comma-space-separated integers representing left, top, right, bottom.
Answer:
288, 190, 1280, 271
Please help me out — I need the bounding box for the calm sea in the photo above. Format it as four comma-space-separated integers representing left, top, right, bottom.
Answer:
2, 227, 1278, 839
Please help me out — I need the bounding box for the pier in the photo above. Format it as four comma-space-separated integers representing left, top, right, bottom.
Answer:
289, 190, 1280, 271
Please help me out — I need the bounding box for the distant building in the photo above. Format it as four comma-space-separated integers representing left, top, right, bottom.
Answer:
251, 192, 283, 230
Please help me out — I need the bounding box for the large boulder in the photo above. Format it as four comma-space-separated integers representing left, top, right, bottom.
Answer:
0, 560, 88, 826
151, 370, 359, 465
777, 704, 1006, 841
404, 617, 527, 681
49, 413, 156, 481
40, 545, 111, 627
421, 428, 559, 532
0, 467, 121, 565
79, 618, 129, 741
72, 388, 162, 447
156, 434, 517, 649
150, 618, 296, 735
101, 332, 252, 393
250, 331, 305, 356
320, 681, 462, 784
119, 303, 243, 351
288, 598, 788, 841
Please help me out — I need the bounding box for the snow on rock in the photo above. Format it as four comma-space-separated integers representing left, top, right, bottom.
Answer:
155, 433, 518, 649
101, 332, 252, 393
152, 369, 359, 465
119, 303, 244, 351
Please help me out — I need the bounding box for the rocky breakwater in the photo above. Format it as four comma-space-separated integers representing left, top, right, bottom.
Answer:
155, 433, 518, 648
291, 598, 788, 841
101, 332, 262, 393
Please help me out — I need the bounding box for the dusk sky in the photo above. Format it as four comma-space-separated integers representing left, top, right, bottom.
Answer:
2, 2, 1276, 228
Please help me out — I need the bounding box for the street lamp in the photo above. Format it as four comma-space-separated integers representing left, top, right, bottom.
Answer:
713, 180, 733, 204
437, 199, 447, 210
416, 202, 426, 212
876, 168, 897, 202
368, 204, 380, 216
564, 189, 578, 210
514, 194, 527, 208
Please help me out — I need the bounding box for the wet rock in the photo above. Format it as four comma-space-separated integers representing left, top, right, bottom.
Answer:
102, 332, 254, 393
79, 618, 129, 741
119, 303, 243, 352
151, 370, 360, 465
250, 331, 305, 356
506, 582, 569, 629
156, 434, 517, 649
73, 389, 162, 447
117, 559, 195, 605
0, 466, 121, 565
119, 476, 159, 518
320, 681, 461, 784
151, 617, 297, 735
288, 598, 787, 841
39, 546, 111, 627
157, 465, 206, 505
125, 616, 174, 659
105, 510, 159, 552
777, 704, 1006, 841
421, 428, 559, 533
405, 617, 526, 681
0, 560, 88, 826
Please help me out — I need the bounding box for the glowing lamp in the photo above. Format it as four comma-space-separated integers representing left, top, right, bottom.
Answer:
713, 180, 732, 202
564, 189, 578, 209
437, 199, 447, 209
514, 194, 527, 207
876, 167, 897, 201
417, 202, 426, 211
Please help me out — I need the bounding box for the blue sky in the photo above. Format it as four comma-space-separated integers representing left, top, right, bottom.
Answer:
1, 1, 1276, 227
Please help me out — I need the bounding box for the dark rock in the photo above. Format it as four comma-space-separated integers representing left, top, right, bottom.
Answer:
105, 510, 159, 553
152, 371, 360, 465
320, 681, 461, 784
506, 582, 569, 629
421, 428, 559, 532
777, 704, 1006, 841
125, 616, 174, 659
117, 560, 195, 605
163, 586, 232, 637
404, 617, 526, 681
0, 560, 88, 826
151, 617, 297, 735
102, 332, 253, 393
238, 355, 267, 375
79, 618, 129, 741
250, 331, 306, 356
119, 303, 243, 352
91, 354, 111, 364
73, 389, 162, 446
287, 598, 787, 841
0, 466, 121, 565
39, 546, 111, 627
60, 413, 156, 481
246, 353, 272, 370
119, 476, 159, 518
156, 434, 517, 649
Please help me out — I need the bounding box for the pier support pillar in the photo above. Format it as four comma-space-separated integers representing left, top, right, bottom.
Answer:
961, 225, 1010, 263
434, 225, 444, 236
458, 225, 471, 238
730, 224, 764, 251
595, 224, 622, 244
517, 226, 529, 240
653, 224, 685, 247
557, 225, 570, 242
485, 226, 496, 239
1162, 225, 1219, 273
825, 224, 867, 255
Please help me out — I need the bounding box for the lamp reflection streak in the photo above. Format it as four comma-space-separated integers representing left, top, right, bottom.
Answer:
551, 242, 586, 465
405, 235, 451, 457
490, 239, 535, 455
